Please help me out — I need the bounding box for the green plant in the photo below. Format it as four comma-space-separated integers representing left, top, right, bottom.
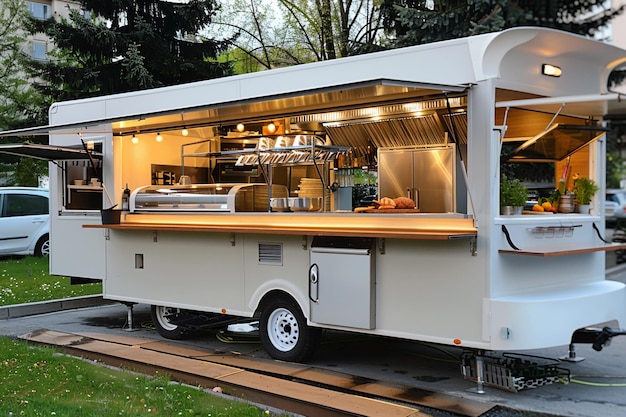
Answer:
500, 175, 527, 207
573, 177, 599, 205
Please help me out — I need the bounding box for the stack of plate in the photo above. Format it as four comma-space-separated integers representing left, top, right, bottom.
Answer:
297, 178, 323, 198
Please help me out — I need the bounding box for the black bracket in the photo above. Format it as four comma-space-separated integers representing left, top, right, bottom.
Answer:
501, 225, 520, 250
571, 326, 626, 351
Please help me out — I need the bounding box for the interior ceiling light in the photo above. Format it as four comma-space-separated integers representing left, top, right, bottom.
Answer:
156, 132, 163, 142
542, 64, 562, 77
131, 134, 139, 144
182, 127, 189, 136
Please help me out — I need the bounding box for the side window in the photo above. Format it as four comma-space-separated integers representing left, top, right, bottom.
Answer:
63, 141, 103, 211
2, 194, 48, 217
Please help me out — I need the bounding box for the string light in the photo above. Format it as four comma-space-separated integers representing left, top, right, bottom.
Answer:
182, 127, 189, 136
131, 134, 139, 144
267, 122, 276, 133
236, 123, 245, 132
156, 132, 163, 142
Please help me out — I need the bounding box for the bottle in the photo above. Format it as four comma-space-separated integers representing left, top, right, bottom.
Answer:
122, 184, 131, 211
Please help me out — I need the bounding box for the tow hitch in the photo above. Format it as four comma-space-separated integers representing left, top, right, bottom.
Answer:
561, 326, 626, 362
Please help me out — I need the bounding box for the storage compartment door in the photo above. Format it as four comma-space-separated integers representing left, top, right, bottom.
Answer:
309, 245, 375, 329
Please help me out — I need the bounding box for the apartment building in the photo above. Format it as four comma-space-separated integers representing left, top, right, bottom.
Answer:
24, 0, 84, 61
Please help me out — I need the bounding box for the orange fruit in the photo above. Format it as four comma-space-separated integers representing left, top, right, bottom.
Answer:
532, 204, 544, 212
541, 201, 552, 210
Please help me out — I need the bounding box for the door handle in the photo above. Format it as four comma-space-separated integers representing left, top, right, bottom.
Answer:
309, 263, 319, 302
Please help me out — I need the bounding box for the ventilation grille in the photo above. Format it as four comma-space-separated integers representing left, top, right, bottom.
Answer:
258, 243, 283, 265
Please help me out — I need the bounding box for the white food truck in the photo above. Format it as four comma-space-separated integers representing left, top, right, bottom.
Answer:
4, 27, 626, 391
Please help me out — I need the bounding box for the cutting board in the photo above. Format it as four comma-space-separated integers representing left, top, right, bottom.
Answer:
364, 208, 421, 213
522, 210, 554, 215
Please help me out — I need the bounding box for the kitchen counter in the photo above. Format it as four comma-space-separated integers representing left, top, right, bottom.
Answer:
85, 212, 477, 240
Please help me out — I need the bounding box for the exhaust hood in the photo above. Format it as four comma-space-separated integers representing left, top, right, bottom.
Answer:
508, 123, 608, 162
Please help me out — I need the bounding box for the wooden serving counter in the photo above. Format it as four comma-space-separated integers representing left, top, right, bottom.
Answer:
85, 212, 477, 240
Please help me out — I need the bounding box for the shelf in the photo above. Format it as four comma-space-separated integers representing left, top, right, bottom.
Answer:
181, 135, 349, 166
68, 185, 103, 191
499, 243, 626, 257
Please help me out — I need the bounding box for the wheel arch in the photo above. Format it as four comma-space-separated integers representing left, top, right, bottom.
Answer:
250, 279, 309, 319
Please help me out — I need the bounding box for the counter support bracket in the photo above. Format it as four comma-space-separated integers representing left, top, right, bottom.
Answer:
230, 233, 236, 246
378, 238, 385, 255
470, 236, 477, 256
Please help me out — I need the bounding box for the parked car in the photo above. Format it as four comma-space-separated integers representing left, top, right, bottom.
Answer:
606, 189, 626, 226
0, 187, 50, 257
606, 200, 619, 226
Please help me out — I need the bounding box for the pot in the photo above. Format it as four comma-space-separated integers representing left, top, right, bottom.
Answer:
288, 197, 322, 212
270, 198, 290, 212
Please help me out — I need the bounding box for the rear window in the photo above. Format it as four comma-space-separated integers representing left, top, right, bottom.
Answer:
1, 194, 49, 217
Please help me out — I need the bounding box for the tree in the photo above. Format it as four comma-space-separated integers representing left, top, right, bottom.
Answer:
24, 0, 234, 104
380, 0, 625, 47
207, 0, 390, 71
0, 0, 40, 130
0, 0, 49, 185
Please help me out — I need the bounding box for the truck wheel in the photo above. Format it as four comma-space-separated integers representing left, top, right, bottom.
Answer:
35, 234, 50, 257
151, 305, 186, 339
260, 297, 321, 362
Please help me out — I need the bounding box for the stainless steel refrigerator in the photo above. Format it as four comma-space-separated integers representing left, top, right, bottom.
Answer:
378, 145, 457, 213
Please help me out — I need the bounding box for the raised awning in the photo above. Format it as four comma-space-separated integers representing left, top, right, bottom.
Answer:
508, 123, 609, 162
0, 143, 103, 161
0, 79, 468, 140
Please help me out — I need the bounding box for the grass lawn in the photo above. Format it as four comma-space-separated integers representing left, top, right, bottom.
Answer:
0, 337, 283, 416
0, 257, 289, 416
0, 256, 102, 306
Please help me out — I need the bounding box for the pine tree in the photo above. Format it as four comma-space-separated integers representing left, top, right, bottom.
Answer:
24, 0, 234, 102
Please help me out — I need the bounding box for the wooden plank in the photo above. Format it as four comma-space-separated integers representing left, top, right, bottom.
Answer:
499, 243, 626, 257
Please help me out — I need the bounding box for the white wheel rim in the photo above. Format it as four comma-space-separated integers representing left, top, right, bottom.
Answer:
41, 240, 50, 257
267, 307, 299, 352
155, 306, 179, 331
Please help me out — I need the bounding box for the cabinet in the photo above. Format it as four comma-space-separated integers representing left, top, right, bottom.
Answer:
309, 236, 375, 329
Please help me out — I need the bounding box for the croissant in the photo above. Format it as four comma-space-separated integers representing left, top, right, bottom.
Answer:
393, 197, 415, 209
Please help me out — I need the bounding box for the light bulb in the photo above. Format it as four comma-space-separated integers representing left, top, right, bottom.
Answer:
236, 123, 245, 132
156, 133, 163, 142
131, 134, 139, 144
267, 122, 276, 133
182, 127, 189, 136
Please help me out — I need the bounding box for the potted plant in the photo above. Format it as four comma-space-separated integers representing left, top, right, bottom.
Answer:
500, 175, 527, 215
573, 177, 599, 214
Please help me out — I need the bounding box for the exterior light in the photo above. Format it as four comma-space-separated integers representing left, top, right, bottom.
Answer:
131, 134, 139, 144
156, 132, 163, 142
236, 123, 245, 132
182, 127, 189, 136
542, 64, 562, 77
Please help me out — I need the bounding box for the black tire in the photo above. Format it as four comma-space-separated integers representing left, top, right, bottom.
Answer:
259, 297, 321, 362
151, 305, 187, 339
34, 234, 50, 257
